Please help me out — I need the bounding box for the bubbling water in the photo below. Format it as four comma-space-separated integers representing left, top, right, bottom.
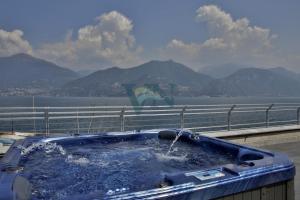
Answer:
18, 135, 236, 200
65, 155, 90, 166
17, 142, 66, 156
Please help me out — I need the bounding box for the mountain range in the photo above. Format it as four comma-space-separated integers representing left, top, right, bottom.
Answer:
203, 67, 300, 97
58, 60, 213, 96
199, 63, 254, 78
1, 53, 300, 97
0, 54, 79, 95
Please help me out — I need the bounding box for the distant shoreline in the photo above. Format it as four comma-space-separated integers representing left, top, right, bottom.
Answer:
1, 96, 300, 107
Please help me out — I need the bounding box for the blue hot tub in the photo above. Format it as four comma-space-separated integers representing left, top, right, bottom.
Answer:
0, 129, 295, 200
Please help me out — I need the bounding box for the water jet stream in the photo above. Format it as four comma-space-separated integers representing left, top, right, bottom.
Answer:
166, 130, 184, 155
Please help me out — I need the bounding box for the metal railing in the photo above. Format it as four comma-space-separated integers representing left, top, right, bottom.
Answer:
1, 103, 300, 135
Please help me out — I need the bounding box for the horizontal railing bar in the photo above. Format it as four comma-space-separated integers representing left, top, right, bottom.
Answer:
125, 123, 179, 128
0, 112, 44, 116
271, 106, 300, 109
230, 119, 266, 124
0, 117, 44, 121
234, 106, 270, 110
0, 122, 42, 126
126, 118, 179, 123
184, 115, 226, 120
185, 111, 227, 116
1, 107, 295, 116
49, 120, 119, 125
2, 103, 297, 110
124, 113, 180, 117
48, 127, 119, 131
269, 109, 296, 112
49, 109, 183, 115
184, 120, 226, 124
5, 124, 35, 127
49, 115, 120, 120
125, 109, 182, 113
232, 110, 266, 113
269, 120, 297, 124
185, 108, 229, 112
49, 110, 121, 115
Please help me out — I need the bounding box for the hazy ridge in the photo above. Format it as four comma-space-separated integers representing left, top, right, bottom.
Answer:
0, 54, 79, 95
1, 54, 300, 97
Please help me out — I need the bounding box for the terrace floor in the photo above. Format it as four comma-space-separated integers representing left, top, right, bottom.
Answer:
263, 141, 300, 200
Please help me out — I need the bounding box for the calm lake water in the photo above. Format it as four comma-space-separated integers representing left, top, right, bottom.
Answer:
1, 96, 300, 107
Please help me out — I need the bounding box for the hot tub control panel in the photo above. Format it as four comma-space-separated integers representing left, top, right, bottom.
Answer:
185, 169, 225, 181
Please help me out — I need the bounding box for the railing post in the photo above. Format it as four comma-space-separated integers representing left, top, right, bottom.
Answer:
266, 104, 274, 127
44, 108, 49, 136
11, 120, 14, 134
88, 109, 95, 134
32, 96, 36, 134
120, 107, 125, 132
227, 105, 236, 131
76, 110, 80, 136
180, 106, 187, 129
297, 107, 300, 125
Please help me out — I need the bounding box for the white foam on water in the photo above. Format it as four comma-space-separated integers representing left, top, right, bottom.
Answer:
66, 146, 156, 168
155, 152, 188, 162
65, 155, 90, 166
17, 142, 66, 156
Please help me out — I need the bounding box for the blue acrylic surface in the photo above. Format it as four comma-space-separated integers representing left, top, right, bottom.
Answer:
20, 135, 236, 199
0, 130, 295, 200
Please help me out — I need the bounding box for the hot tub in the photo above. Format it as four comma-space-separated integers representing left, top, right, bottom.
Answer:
0, 129, 295, 200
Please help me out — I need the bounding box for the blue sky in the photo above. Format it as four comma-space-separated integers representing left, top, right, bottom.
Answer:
0, 0, 299, 71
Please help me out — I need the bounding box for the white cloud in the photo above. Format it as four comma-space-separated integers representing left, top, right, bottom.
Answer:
163, 5, 279, 69
35, 11, 142, 69
167, 39, 200, 57
0, 28, 32, 56
0, 7, 298, 72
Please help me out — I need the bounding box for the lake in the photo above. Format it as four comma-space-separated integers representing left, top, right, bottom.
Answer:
1, 96, 300, 107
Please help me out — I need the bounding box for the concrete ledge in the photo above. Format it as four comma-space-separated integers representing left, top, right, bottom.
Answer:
202, 125, 300, 138
202, 125, 300, 147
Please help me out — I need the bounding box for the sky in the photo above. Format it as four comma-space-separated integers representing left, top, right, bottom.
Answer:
0, 0, 300, 72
